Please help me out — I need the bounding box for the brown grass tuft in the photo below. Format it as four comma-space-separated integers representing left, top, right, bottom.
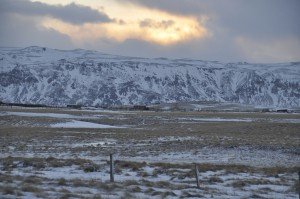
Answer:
2, 186, 15, 195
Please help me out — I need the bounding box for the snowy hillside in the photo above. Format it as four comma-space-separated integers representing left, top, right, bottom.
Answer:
0, 46, 299, 108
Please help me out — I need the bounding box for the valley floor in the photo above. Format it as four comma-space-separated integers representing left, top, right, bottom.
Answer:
0, 106, 299, 198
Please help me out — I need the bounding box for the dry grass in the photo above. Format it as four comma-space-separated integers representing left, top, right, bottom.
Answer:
130, 185, 142, 192
21, 183, 41, 193
1, 156, 101, 172
24, 176, 42, 184
121, 191, 134, 199
180, 190, 205, 198
161, 191, 177, 198
1, 106, 299, 155
231, 178, 274, 189
96, 182, 121, 192
261, 166, 300, 176
151, 190, 163, 196
92, 194, 103, 199
138, 171, 149, 177
152, 169, 159, 177
123, 180, 140, 186
0, 107, 299, 198
208, 176, 224, 183
115, 160, 147, 171
71, 179, 87, 187
59, 193, 78, 199
231, 181, 247, 188
150, 162, 191, 170
81, 163, 100, 172
1, 122, 298, 160
58, 178, 67, 186
156, 181, 172, 188
289, 180, 299, 193
2, 186, 15, 195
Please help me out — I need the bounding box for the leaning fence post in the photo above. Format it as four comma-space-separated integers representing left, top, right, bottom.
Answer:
194, 163, 200, 188
110, 154, 114, 182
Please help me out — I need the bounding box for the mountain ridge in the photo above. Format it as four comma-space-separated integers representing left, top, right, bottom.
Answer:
0, 46, 299, 108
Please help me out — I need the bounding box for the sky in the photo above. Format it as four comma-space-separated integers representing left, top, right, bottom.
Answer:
0, 0, 299, 63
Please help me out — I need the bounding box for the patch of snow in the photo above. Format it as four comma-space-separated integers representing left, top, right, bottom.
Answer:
50, 120, 125, 129
272, 118, 300, 123
157, 136, 195, 142
2, 111, 93, 119
72, 139, 117, 147
179, 117, 253, 122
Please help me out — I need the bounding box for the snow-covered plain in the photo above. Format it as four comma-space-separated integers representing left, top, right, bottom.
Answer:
0, 107, 299, 198
1, 156, 298, 199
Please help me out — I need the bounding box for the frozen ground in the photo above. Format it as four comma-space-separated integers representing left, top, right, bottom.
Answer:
50, 120, 125, 129
0, 106, 299, 198
0, 156, 298, 199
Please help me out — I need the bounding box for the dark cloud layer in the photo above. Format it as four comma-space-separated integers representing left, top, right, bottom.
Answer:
119, 0, 206, 16
0, 12, 74, 49
0, 0, 112, 24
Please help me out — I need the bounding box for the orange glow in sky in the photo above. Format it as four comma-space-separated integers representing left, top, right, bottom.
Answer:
32, 0, 209, 45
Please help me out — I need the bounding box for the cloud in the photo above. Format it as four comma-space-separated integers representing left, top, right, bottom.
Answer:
117, 0, 300, 62
0, 0, 112, 24
41, 11, 208, 46
81, 34, 242, 62
0, 0, 299, 62
117, 0, 206, 16
236, 36, 300, 63
120, 0, 300, 38
0, 12, 74, 49
139, 19, 175, 29
117, 19, 126, 25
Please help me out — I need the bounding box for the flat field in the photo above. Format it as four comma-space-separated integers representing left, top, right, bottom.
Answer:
0, 106, 299, 198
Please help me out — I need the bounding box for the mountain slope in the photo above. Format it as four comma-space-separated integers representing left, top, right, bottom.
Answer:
0, 46, 299, 108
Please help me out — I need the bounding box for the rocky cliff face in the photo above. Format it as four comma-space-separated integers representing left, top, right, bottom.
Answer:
0, 46, 299, 108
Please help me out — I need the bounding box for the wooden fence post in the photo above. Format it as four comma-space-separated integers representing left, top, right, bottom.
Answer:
194, 163, 200, 188
298, 171, 300, 199
110, 154, 114, 182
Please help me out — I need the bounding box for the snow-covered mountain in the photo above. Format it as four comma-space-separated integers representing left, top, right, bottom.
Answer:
0, 46, 299, 108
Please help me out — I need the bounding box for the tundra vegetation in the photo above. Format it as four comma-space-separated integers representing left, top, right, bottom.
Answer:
0, 106, 299, 198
